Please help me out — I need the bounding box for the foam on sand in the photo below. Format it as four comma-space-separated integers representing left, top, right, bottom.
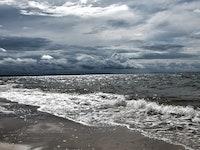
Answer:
0, 143, 32, 150
0, 106, 14, 114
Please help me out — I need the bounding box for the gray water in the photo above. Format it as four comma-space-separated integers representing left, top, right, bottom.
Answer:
0, 73, 200, 149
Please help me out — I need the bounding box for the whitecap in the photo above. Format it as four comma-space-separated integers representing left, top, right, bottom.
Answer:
0, 85, 199, 149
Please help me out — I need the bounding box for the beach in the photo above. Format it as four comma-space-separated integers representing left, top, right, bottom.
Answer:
0, 0, 199, 148
0, 98, 185, 150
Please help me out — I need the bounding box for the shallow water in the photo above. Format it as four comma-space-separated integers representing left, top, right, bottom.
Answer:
0, 73, 200, 149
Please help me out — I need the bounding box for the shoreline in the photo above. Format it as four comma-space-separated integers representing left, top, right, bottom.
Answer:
0, 71, 199, 77
0, 98, 185, 150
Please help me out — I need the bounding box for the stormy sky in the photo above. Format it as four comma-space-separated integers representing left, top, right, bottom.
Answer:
0, 0, 200, 75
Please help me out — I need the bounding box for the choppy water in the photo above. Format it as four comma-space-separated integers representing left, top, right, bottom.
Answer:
0, 73, 200, 149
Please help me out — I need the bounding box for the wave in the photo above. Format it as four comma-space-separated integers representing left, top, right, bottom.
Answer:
0, 106, 14, 114
0, 86, 200, 149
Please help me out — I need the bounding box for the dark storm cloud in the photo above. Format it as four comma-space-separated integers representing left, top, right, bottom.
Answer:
0, 0, 200, 75
190, 32, 200, 39
0, 5, 19, 20
139, 52, 195, 60
106, 20, 131, 28
0, 36, 50, 51
141, 44, 184, 51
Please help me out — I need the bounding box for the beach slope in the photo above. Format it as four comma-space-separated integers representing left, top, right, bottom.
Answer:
0, 98, 184, 150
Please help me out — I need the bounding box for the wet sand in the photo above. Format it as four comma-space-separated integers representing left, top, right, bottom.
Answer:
0, 98, 185, 150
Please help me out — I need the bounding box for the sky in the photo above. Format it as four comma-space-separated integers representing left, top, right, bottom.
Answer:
0, 0, 200, 75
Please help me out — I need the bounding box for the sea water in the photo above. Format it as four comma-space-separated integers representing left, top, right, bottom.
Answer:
0, 73, 200, 149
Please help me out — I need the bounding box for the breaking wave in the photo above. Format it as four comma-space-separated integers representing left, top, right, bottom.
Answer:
0, 86, 200, 149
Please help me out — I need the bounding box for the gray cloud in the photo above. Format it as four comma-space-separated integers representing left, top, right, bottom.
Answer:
106, 20, 131, 28
0, 0, 199, 75
0, 36, 50, 51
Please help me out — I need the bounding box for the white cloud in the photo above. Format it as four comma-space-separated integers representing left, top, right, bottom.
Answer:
33, 2, 131, 18
41, 54, 54, 60
79, 0, 99, 5
194, 9, 200, 13
0, 48, 7, 52
80, 0, 88, 4
0, 57, 37, 64
22, 26, 32, 30
0, 0, 15, 5
0, 0, 135, 19
76, 53, 143, 69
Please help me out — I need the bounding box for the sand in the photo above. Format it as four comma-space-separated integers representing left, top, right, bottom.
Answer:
0, 98, 185, 150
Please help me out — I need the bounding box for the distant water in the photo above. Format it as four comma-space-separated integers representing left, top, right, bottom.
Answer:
0, 73, 200, 149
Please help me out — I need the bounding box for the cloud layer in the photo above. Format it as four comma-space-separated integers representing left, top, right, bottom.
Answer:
0, 0, 200, 75
0, 0, 134, 18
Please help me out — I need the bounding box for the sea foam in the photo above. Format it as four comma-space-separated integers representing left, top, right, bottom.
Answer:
0, 106, 14, 114
0, 86, 199, 149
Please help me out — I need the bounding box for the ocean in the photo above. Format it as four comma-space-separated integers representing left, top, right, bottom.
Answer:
0, 73, 200, 149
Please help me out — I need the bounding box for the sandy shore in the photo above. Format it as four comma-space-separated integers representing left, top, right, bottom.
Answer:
0, 98, 185, 150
